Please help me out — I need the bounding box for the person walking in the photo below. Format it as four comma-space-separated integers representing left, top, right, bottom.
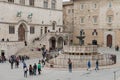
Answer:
87, 60, 91, 71
68, 58, 72, 72
95, 59, 99, 71
33, 63, 37, 75
38, 62, 41, 75
24, 66, 28, 78
41, 59, 45, 67
9, 57, 14, 69
22, 61, 27, 69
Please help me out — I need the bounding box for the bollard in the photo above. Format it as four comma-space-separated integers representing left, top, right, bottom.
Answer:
114, 71, 116, 80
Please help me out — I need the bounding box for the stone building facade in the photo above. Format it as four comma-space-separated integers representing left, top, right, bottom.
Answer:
63, 1, 74, 44
63, 0, 120, 47
0, 0, 65, 56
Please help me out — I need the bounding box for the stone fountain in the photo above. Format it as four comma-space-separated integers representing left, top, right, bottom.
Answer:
76, 29, 85, 46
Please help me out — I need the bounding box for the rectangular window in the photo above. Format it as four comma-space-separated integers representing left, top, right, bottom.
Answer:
29, 0, 34, 6
72, 9, 74, 13
20, 0, 25, 5
51, 0, 56, 9
109, 2, 112, 8
9, 26, 15, 34
80, 4, 84, 10
41, 28, 43, 35
107, 16, 113, 24
68, 9, 71, 14
8, 0, 14, 3
30, 26, 35, 34
80, 17, 85, 24
44, 1, 48, 8
93, 3, 97, 9
93, 16, 98, 24
45, 27, 47, 33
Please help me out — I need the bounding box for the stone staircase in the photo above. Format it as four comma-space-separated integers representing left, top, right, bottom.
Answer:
15, 33, 49, 59
15, 44, 43, 59
33, 33, 48, 49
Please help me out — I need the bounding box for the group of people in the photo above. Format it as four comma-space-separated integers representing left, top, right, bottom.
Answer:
68, 58, 99, 73
9, 55, 29, 69
87, 59, 99, 71
0, 55, 6, 63
41, 45, 51, 62
23, 60, 43, 78
9, 55, 20, 69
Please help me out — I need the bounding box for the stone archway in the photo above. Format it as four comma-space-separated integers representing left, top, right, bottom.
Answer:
49, 37, 56, 50
57, 37, 64, 49
18, 24, 26, 41
107, 34, 112, 47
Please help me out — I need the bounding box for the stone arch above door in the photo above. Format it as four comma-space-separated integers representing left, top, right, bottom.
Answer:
49, 37, 56, 50
17, 20, 29, 41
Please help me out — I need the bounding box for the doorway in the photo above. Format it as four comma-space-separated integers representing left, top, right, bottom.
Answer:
18, 24, 25, 41
107, 34, 112, 47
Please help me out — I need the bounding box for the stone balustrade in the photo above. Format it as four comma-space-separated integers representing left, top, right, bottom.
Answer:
63, 45, 98, 53
49, 54, 114, 68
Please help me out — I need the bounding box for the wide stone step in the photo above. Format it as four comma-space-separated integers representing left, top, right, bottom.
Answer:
16, 51, 42, 59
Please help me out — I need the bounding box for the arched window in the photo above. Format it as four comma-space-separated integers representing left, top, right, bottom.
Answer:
44, 0, 48, 8
92, 29, 98, 36
52, 21, 56, 30
20, 0, 25, 5
108, 2, 112, 8
51, 0, 56, 9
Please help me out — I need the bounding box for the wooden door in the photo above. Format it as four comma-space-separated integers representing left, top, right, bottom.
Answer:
18, 24, 25, 41
107, 34, 112, 47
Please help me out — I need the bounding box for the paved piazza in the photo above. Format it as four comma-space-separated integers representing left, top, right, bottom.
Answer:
1, 51, 120, 80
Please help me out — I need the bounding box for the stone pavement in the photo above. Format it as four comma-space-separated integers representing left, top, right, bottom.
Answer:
0, 58, 120, 80
0, 47, 120, 80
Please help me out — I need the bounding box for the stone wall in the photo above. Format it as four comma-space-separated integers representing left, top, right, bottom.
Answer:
0, 1, 63, 43
0, 41, 24, 58
64, 0, 120, 47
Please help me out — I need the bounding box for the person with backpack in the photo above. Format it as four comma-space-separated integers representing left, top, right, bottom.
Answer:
24, 66, 28, 78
